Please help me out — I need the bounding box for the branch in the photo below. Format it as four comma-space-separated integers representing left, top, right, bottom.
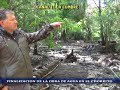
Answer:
92, 0, 99, 10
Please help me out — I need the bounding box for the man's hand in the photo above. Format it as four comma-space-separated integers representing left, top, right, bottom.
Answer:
50, 22, 63, 29
1, 86, 8, 90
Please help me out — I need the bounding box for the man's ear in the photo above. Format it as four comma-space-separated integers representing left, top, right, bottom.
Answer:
0, 20, 3, 26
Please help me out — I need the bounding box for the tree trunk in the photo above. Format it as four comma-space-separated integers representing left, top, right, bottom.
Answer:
86, 25, 92, 42
33, 42, 38, 55
61, 29, 67, 41
98, 0, 106, 45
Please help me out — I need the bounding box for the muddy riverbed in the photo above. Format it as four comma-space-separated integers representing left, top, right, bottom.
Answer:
30, 40, 120, 90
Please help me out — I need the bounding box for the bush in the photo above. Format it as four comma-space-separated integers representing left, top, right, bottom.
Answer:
68, 31, 84, 40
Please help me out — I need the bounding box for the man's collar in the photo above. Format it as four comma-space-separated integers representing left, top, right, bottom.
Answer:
0, 26, 17, 34
0, 26, 5, 32
0, 26, 17, 37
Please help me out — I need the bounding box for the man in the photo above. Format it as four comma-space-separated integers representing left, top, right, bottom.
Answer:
0, 9, 62, 90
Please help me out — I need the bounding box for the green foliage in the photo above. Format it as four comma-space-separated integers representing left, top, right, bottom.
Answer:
44, 33, 55, 48
116, 43, 120, 53
0, 0, 9, 8
69, 31, 85, 40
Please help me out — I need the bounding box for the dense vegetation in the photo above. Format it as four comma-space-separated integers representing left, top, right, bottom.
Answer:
0, 0, 120, 53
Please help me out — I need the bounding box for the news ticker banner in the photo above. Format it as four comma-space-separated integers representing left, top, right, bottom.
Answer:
1, 78, 120, 84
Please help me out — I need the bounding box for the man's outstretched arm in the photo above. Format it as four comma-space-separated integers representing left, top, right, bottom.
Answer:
25, 22, 62, 44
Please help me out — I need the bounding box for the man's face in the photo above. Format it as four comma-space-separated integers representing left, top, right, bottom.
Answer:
1, 13, 18, 33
